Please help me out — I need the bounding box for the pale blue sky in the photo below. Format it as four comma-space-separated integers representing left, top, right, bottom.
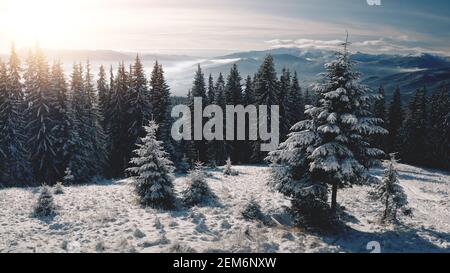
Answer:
0, 0, 449, 56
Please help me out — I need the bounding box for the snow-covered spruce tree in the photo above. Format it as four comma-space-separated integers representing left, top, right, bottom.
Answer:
304, 88, 312, 106
278, 67, 291, 142
107, 63, 129, 177
266, 105, 330, 227
267, 38, 387, 226
84, 61, 108, 177
387, 87, 403, 154
177, 90, 198, 166
189, 65, 208, 163
126, 55, 151, 162
102, 65, 115, 159
252, 55, 279, 163
207, 74, 215, 105
287, 71, 304, 128
97, 65, 109, 132
212, 73, 227, 165
25, 47, 60, 185
127, 121, 176, 209
96, 65, 111, 175
309, 38, 387, 215
0, 47, 33, 185
372, 85, 387, 152
182, 162, 216, 207
427, 87, 449, 170
50, 60, 70, 178
371, 154, 409, 224
399, 87, 428, 167
205, 74, 217, 166
224, 64, 243, 162
241, 75, 255, 163
149, 61, 174, 160
33, 185, 57, 218
64, 63, 96, 183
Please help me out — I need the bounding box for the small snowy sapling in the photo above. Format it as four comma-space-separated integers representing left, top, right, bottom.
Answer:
63, 168, 75, 185
177, 154, 191, 174
54, 182, 64, 195
223, 157, 238, 176
182, 162, 216, 207
241, 198, 265, 222
33, 185, 57, 218
371, 154, 411, 224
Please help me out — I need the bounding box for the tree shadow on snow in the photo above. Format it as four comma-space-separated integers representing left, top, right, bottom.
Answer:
371, 167, 447, 184
337, 207, 360, 225
398, 172, 447, 184
321, 223, 450, 253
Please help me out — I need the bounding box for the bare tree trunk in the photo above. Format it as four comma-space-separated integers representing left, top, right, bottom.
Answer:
383, 195, 389, 222
331, 182, 338, 214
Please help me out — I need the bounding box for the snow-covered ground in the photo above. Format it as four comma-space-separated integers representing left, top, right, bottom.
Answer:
0, 164, 449, 253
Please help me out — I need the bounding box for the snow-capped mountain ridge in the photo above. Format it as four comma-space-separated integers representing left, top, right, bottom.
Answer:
1, 47, 448, 97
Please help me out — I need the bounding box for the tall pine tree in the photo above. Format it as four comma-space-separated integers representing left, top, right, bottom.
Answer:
85, 61, 107, 176
241, 75, 255, 163
0, 46, 32, 185
268, 39, 386, 225
50, 60, 70, 178
287, 71, 304, 129
207, 74, 215, 105
427, 87, 449, 170
149, 61, 174, 159
65, 63, 95, 183
127, 55, 151, 162
25, 47, 60, 184
372, 85, 387, 152
213, 73, 227, 164
387, 87, 403, 153
224, 64, 243, 162
252, 55, 279, 162
107, 63, 129, 177
278, 68, 291, 142
189, 65, 208, 162
97, 65, 109, 132
399, 87, 428, 166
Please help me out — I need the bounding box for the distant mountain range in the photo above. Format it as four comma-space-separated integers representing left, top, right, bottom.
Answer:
1, 47, 449, 98
206, 48, 450, 98
11, 49, 198, 63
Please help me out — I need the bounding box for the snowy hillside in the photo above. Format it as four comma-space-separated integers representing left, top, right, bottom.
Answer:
0, 164, 449, 253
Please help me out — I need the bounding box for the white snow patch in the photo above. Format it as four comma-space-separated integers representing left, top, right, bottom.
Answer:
0, 164, 449, 253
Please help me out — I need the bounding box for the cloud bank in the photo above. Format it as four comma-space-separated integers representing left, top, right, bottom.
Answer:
266, 36, 449, 56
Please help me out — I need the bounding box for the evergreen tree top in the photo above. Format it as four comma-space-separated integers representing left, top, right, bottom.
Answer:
191, 64, 206, 99
97, 65, 108, 87
225, 64, 242, 105
8, 44, 23, 98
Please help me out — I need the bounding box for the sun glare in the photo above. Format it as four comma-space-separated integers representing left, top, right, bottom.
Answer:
1, 0, 84, 49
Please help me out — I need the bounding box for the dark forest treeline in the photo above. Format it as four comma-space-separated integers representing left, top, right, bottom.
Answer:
0, 45, 448, 186
373, 85, 449, 170
0, 45, 174, 186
